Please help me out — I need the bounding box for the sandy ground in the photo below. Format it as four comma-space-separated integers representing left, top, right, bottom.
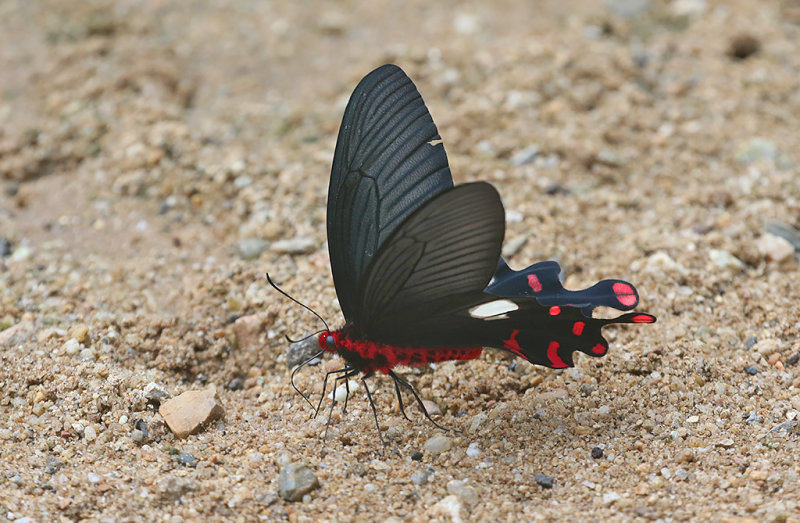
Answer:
2, 0, 800, 521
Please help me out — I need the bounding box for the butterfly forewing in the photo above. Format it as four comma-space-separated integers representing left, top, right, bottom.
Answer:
328, 64, 454, 324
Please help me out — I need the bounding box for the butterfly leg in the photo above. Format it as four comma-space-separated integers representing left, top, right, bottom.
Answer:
291, 350, 325, 410
323, 366, 360, 441
314, 366, 353, 419
388, 370, 413, 423
390, 371, 457, 433
361, 373, 386, 447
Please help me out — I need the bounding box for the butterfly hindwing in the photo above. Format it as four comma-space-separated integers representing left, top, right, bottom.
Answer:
328, 64, 455, 324
356, 182, 505, 342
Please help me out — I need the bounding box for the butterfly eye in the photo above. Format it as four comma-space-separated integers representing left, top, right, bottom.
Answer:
325, 335, 336, 350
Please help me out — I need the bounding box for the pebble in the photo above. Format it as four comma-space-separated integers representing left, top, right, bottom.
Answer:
233, 314, 265, 352
502, 235, 527, 258
410, 450, 423, 461
159, 386, 225, 438
0, 320, 35, 346
423, 435, 452, 455
743, 365, 759, 375
716, 439, 734, 448
511, 145, 539, 166
466, 442, 481, 457
0, 238, 10, 257
64, 338, 82, 355
235, 238, 270, 260
88, 472, 101, 483
591, 447, 604, 459
270, 238, 316, 255
278, 462, 320, 501
675, 469, 689, 481
736, 137, 779, 164
226, 377, 245, 391
420, 399, 442, 417
709, 249, 744, 270
602, 492, 621, 505
177, 452, 198, 467
411, 469, 430, 485
757, 234, 795, 262
286, 336, 322, 368
765, 220, 800, 251
606, 0, 652, 17
534, 473, 554, 489
675, 449, 694, 463
144, 382, 171, 403
468, 412, 488, 433
44, 456, 63, 474
447, 479, 479, 507
159, 476, 199, 500
68, 324, 89, 344
745, 336, 758, 350
84, 425, 97, 442
686, 415, 699, 424
427, 495, 467, 522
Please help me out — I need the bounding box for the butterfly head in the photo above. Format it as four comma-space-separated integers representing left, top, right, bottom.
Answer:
319, 330, 339, 353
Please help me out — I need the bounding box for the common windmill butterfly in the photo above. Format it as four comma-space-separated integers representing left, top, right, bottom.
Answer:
279, 64, 655, 442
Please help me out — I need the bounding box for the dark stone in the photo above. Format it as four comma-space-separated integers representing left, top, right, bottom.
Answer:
786, 353, 799, 366
0, 238, 11, 257
591, 447, 604, 459
743, 366, 758, 375
226, 377, 245, 391
44, 456, 63, 474
728, 34, 761, 60
286, 337, 322, 369
410, 450, 423, 461
745, 336, 758, 350
535, 473, 554, 489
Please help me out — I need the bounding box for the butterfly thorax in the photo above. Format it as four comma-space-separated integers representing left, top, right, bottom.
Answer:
319, 329, 482, 375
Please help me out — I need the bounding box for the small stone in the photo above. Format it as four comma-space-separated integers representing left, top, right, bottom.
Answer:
595, 149, 622, 167
675, 469, 689, 481
0, 238, 11, 257
466, 442, 481, 457
159, 476, 198, 500
765, 220, 800, 251
675, 449, 695, 463
84, 425, 97, 442
421, 400, 442, 417
278, 462, 320, 501
469, 413, 488, 433
233, 314, 265, 352
743, 365, 759, 375
44, 456, 63, 474
606, 0, 652, 17
686, 415, 699, 424
591, 447, 604, 459
286, 336, 321, 368
757, 234, 795, 262
423, 435, 452, 455
0, 429, 12, 440
68, 324, 89, 344
64, 338, 81, 355
447, 479, 479, 507
131, 429, 146, 443
226, 377, 245, 391
235, 238, 270, 260
427, 495, 467, 522
603, 492, 621, 505
728, 33, 761, 60
745, 336, 758, 350
271, 238, 316, 255
786, 353, 799, 366
410, 450, 423, 461
88, 472, 101, 483
0, 320, 34, 346
709, 249, 745, 270
511, 145, 539, 166
580, 383, 596, 397
144, 382, 171, 403
177, 452, 198, 467
159, 386, 225, 438
535, 473, 554, 489
736, 137, 779, 164
502, 235, 528, 258
411, 469, 429, 485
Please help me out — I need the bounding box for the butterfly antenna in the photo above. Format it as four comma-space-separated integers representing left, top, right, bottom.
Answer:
266, 273, 330, 332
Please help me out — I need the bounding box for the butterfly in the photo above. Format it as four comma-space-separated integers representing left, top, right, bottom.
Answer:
285, 64, 655, 441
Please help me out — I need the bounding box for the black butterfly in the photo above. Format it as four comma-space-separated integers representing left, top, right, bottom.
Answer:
287, 64, 654, 440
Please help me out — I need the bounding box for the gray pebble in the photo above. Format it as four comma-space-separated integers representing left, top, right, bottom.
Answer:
743, 366, 758, 375
423, 435, 452, 455
411, 469, 429, 485
511, 145, 539, 166
765, 220, 800, 251
226, 377, 245, 391
410, 450, 423, 461
745, 336, 758, 350
44, 456, 63, 474
0, 238, 11, 257
177, 452, 198, 467
591, 447, 604, 459
271, 238, 316, 255
447, 479, 479, 507
278, 462, 320, 501
606, 0, 652, 17
535, 473, 554, 489
286, 337, 322, 369
236, 238, 270, 260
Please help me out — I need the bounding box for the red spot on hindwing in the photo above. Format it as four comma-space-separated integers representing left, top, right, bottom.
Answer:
572, 321, 585, 336
549, 306, 561, 316
547, 341, 569, 368
632, 314, 655, 323
591, 343, 607, 355
612, 282, 637, 307
527, 274, 543, 292
503, 330, 528, 360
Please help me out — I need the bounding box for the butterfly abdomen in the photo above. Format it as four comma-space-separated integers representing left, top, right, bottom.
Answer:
320, 329, 482, 374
